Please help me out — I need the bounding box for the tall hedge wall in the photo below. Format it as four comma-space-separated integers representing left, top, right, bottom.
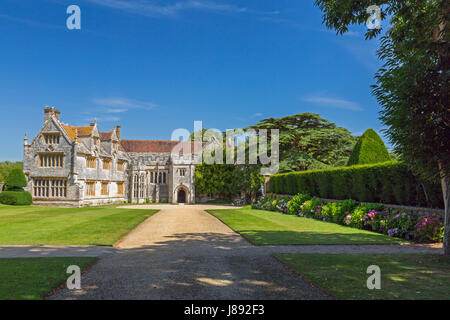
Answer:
269, 161, 443, 209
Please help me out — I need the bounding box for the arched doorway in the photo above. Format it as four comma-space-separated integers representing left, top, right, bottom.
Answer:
177, 189, 186, 203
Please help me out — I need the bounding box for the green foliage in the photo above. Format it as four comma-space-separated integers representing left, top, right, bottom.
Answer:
345, 206, 369, 229
252, 195, 443, 243
248, 113, 357, 172
0, 190, 32, 206
414, 215, 444, 243
5, 168, 27, 191
321, 199, 357, 224
269, 161, 443, 208
347, 129, 391, 166
287, 193, 311, 215
299, 197, 324, 219
0, 162, 22, 183
315, 0, 449, 252
252, 195, 290, 212
195, 162, 263, 202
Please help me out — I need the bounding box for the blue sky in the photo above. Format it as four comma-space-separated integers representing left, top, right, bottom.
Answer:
0, 0, 388, 161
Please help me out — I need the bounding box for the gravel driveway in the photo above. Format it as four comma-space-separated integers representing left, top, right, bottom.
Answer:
48, 204, 330, 300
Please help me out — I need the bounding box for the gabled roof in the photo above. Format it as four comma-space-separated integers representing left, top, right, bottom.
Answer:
120, 140, 205, 154
99, 131, 113, 141
61, 125, 94, 141
99, 129, 119, 142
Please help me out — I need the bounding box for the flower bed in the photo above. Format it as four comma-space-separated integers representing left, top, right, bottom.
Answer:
252, 194, 444, 243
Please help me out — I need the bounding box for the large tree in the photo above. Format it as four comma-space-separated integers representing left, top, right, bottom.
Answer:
248, 113, 357, 172
0, 161, 22, 182
315, 0, 449, 255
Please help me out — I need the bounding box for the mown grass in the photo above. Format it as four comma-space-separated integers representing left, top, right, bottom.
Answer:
207, 207, 404, 245
0, 257, 98, 300
0, 205, 157, 245
275, 254, 450, 300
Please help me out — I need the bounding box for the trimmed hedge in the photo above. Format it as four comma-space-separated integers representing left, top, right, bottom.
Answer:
269, 161, 443, 209
0, 191, 32, 206
347, 129, 391, 166
5, 168, 27, 191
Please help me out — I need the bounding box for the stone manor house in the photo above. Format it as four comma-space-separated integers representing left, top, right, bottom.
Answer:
23, 107, 207, 207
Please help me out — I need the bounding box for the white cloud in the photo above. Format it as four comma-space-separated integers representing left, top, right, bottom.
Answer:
303, 95, 363, 111
93, 97, 158, 112
252, 112, 263, 117
86, 0, 250, 17
84, 116, 121, 122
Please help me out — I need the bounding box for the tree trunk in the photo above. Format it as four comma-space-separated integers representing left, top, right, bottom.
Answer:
421, 183, 430, 206
438, 161, 450, 257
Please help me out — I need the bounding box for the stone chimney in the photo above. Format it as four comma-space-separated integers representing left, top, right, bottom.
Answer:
44, 106, 61, 122
116, 125, 121, 139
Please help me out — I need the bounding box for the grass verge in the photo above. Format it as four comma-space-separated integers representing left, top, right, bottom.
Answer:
207, 207, 403, 245
0, 257, 98, 300
0, 205, 158, 245
275, 253, 450, 300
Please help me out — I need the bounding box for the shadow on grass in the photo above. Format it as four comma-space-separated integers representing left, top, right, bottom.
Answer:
235, 230, 404, 246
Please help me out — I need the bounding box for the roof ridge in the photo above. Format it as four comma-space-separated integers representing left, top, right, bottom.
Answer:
120, 139, 187, 142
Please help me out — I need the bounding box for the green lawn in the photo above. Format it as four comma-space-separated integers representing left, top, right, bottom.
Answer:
275, 254, 450, 300
0, 257, 97, 300
207, 208, 404, 245
0, 205, 157, 245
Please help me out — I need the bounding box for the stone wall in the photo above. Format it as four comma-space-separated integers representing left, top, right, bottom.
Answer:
0, 182, 4, 192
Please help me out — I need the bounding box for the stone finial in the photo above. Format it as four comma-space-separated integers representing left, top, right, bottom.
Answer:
24, 133, 28, 146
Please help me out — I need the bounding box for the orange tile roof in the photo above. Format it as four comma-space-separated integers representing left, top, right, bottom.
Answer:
99, 131, 113, 141
61, 125, 94, 141
120, 140, 204, 153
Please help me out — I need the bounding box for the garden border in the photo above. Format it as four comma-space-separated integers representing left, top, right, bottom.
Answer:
267, 193, 445, 219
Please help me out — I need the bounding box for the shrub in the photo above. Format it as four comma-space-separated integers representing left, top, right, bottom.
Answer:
347, 129, 391, 166
274, 198, 289, 214
254, 196, 443, 244
320, 203, 333, 221
344, 206, 365, 229
252, 196, 290, 213
299, 198, 324, 219
5, 168, 27, 191
363, 210, 388, 233
0, 190, 32, 206
286, 193, 311, 215
414, 215, 443, 243
269, 161, 443, 208
344, 203, 384, 229
252, 195, 274, 210
320, 200, 357, 224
